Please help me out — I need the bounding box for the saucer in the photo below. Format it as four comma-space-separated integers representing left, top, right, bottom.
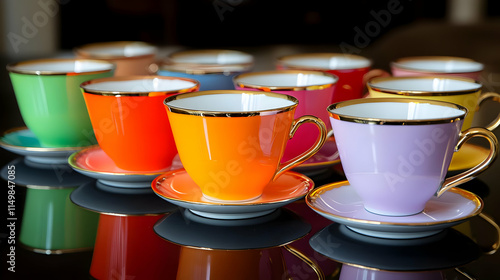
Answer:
309, 223, 481, 271
306, 181, 483, 239
152, 169, 314, 219
154, 208, 311, 250
0, 127, 82, 164
1, 157, 93, 188
293, 136, 340, 174
449, 142, 489, 172
68, 146, 172, 188
70, 180, 178, 216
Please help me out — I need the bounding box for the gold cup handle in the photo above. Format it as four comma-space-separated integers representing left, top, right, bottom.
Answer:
477, 212, 500, 255
436, 127, 499, 197
284, 245, 326, 280
477, 92, 500, 131
274, 115, 327, 179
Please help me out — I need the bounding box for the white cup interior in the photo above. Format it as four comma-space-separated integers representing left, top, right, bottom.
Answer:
82, 43, 157, 57
283, 56, 371, 70
371, 78, 481, 92
171, 52, 253, 65
395, 59, 483, 73
167, 93, 295, 112
331, 101, 465, 120
83, 78, 197, 92
12, 60, 114, 73
236, 72, 337, 87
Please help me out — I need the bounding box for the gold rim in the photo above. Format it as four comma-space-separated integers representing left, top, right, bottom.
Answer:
233, 70, 338, 91
6, 58, 115, 75
152, 169, 313, 207
306, 181, 483, 227
164, 90, 298, 117
327, 97, 467, 125
391, 56, 484, 73
67, 146, 170, 176
80, 75, 200, 96
277, 53, 372, 70
160, 49, 254, 74
74, 41, 157, 59
368, 76, 482, 96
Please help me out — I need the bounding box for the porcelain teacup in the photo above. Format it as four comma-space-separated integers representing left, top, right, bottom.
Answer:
328, 98, 498, 216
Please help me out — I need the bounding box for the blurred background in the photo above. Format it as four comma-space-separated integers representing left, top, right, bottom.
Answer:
2, 0, 500, 171
1, 1, 500, 277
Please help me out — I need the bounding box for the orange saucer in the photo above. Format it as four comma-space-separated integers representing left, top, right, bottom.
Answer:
152, 169, 314, 219
68, 146, 177, 188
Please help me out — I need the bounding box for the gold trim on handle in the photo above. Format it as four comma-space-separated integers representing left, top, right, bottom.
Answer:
478, 212, 500, 255
284, 245, 325, 280
437, 127, 499, 197
274, 115, 327, 179
477, 92, 500, 131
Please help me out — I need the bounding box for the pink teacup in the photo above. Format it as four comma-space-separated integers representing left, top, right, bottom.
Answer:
233, 70, 337, 162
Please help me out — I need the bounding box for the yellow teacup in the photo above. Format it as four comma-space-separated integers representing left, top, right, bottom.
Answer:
367, 76, 500, 132
164, 90, 327, 202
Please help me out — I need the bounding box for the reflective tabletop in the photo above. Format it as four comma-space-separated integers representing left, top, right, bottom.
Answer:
1, 46, 500, 280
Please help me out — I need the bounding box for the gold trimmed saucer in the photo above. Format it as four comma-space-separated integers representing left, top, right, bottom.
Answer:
0, 127, 83, 164
68, 146, 175, 188
306, 181, 483, 239
152, 169, 314, 219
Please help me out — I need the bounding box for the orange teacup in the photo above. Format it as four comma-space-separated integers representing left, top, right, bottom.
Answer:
164, 90, 327, 202
81, 76, 199, 171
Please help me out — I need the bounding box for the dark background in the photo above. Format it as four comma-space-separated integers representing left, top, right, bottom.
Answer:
2, 1, 500, 279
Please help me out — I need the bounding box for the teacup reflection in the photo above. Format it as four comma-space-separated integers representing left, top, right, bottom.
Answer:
69, 180, 179, 280
90, 214, 179, 280
155, 208, 324, 280
1, 157, 98, 254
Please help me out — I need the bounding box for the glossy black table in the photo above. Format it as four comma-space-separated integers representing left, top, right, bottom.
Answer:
1, 48, 500, 280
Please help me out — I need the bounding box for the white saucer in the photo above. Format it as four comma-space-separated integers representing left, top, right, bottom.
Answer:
0, 127, 82, 164
292, 136, 340, 174
306, 181, 483, 239
151, 169, 314, 219
68, 146, 177, 188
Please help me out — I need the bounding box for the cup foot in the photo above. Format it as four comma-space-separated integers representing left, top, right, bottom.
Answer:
201, 193, 262, 204
364, 206, 424, 217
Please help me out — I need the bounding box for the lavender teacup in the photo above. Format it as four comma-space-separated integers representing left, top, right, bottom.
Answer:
328, 98, 498, 216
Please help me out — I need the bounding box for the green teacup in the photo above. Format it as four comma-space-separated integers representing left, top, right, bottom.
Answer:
19, 186, 99, 253
7, 58, 115, 148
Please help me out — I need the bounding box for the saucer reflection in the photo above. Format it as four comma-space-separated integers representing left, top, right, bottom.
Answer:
155, 208, 324, 280
310, 223, 483, 278
1, 157, 98, 254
